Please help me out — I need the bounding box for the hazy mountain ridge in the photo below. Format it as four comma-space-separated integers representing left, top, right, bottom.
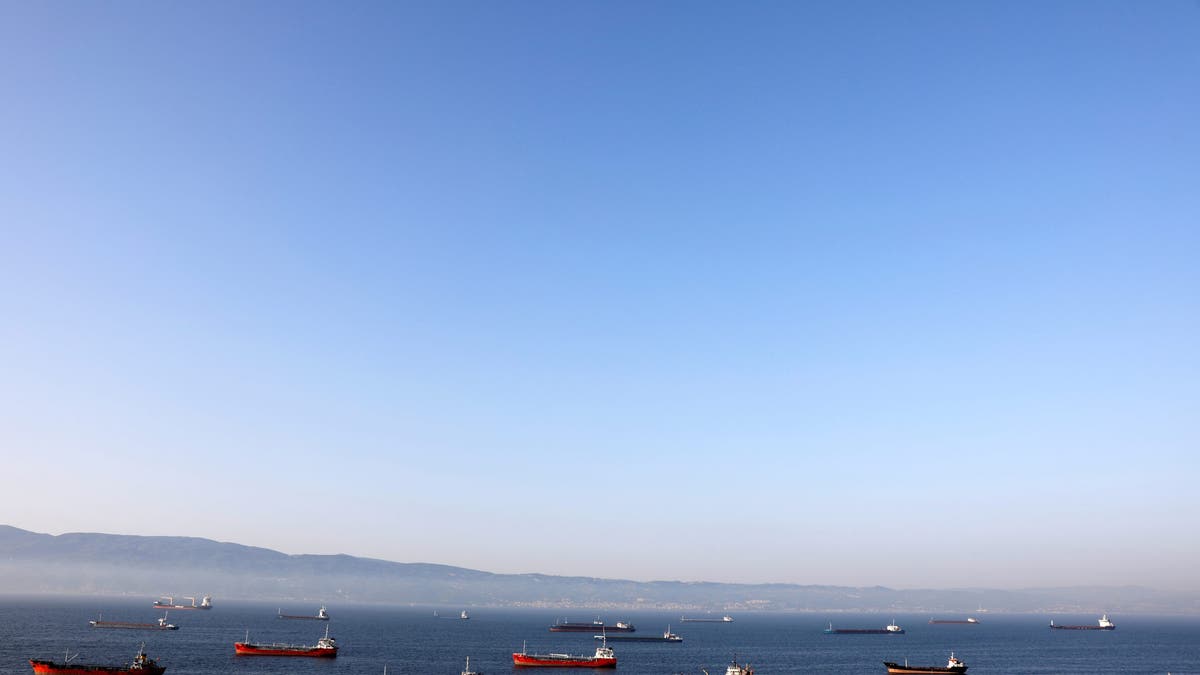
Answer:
2, 526, 1195, 613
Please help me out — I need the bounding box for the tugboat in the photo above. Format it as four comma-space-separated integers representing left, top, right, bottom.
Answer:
549, 619, 635, 632
512, 638, 617, 668
152, 596, 211, 610
883, 652, 968, 673
30, 645, 166, 674
595, 626, 682, 642
277, 606, 329, 620
825, 620, 905, 634
234, 625, 338, 657
90, 613, 178, 630
1050, 614, 1115, 630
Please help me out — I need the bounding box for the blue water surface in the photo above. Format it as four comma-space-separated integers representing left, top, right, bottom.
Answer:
1, 596, 1197, 674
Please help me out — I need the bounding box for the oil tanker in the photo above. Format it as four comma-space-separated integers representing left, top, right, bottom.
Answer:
1049, 614, 1115, 630
824, 621, 905, 635
884, 652, 968, 673
593, 626, 682, 642
512, 639, 616, 668
30, 647, 166, 674
234, 627, 337, 657
153, 596, 211, 610
549, 619, 635, 633
90, 613, 177, 630
680, 615, 733, 623
277, 606, 329, 621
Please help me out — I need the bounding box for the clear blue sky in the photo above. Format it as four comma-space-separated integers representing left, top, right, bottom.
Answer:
2, 1, 1197, 590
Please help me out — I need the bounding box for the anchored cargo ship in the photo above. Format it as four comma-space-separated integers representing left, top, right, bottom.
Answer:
928, 618, 979, 625
90, 613, 177, 630
884, 652, 968, 673
549, 619, 635, 632
1049, 614, 1115, 630
277, 606, 329, 621
681, 615, 733, 623
594, 626, 682, 642
512, 639, 616, 668
30, 646, 166, 674
825, 621, 905, 634
234, 626, 337, 657
152, 596, 210, 611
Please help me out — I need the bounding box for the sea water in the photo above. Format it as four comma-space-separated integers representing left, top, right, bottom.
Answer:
1, 596, 1198, 674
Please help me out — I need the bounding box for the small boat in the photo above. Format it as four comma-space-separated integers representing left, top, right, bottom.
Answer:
549, 619, 635, 632
234, 625, 338, 657
461, 656, 482, 675
512, 638, 616, 668
30, 646, 166, 674
883, 652, 968, 673
90, 613, 178, 631
681, 615, 733, 623
928, 617, 979, 625
277, 606, 329, 620
595, 625, 682, 642
152, 596, 211, 610
461, 610, 470, 620
1049, 614, 1115, 630
825, 620, 905, 634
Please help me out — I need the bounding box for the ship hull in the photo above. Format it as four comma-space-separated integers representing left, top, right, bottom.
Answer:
30, 660, 165, 675
549, 625, 634, 633
512, 653, 616, 668
277, 616, 329, 621
89, 622, 177, 630
593, 635, 680, 642
1049, 625, 1115, 630
883, 663, 967, 674
152, 605, 207, 611
825, 629, 905, 634
233, 644, 337, 657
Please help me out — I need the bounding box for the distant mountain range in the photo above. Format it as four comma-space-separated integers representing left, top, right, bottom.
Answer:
2, 525, 1195, 614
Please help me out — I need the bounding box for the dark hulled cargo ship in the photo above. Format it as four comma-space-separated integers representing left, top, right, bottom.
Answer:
825, 621, 905, 635
234, 626, 337, 657
549, 619, 635, 633
1049, 614, 1115, 630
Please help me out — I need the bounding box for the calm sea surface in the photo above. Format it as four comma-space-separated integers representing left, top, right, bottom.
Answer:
1, 596, 1197, 674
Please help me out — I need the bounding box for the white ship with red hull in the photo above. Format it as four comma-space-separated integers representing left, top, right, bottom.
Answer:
513, 639, 616, 668
30, 647, 166, 674
883, 652, 968, 673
